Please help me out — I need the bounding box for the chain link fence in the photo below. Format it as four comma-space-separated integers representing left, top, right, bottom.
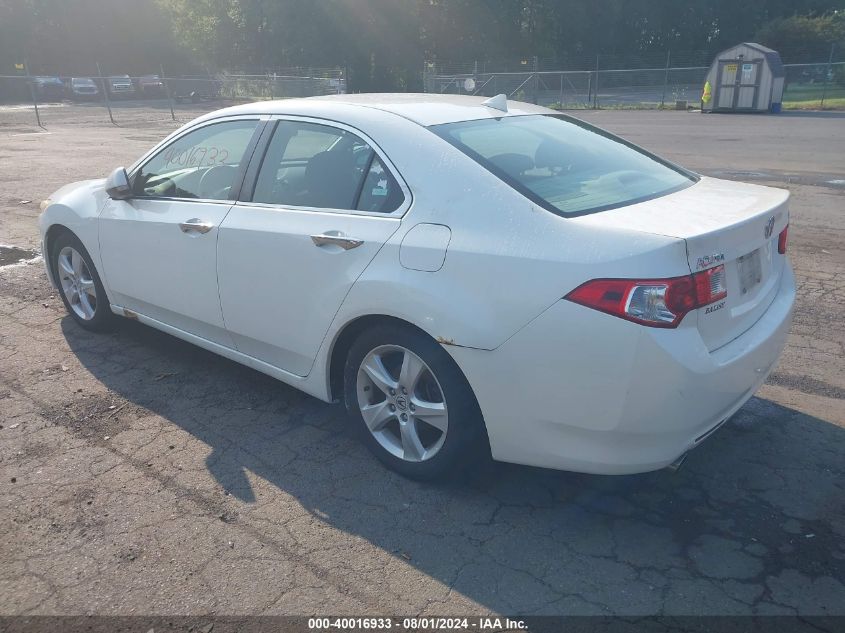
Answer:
3, 55, 843, 128
425, 53, 845, 111
0, 68, 346, 128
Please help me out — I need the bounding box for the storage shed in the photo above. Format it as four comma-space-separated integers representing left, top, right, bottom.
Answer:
702, 43, 785, 113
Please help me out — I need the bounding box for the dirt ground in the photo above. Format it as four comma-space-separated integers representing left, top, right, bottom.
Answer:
1, 101, 843, 617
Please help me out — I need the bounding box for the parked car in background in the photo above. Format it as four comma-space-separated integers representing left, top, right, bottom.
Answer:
137, 75, 165, 98
107, 75, 135, 99
31, 76, 65, 100
67, 77, 99, 101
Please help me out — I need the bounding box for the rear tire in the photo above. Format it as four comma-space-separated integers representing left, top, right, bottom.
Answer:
50, 232, 116, 332
344, 324, 487, 480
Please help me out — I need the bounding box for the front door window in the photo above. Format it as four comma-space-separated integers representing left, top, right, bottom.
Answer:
134, 120, 259, 201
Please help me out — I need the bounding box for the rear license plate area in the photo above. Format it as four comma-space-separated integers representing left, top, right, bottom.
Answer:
737, 249, 762, 295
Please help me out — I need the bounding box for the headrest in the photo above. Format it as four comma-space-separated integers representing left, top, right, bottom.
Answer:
489, 152, 534, 175
534, 138, 567, 169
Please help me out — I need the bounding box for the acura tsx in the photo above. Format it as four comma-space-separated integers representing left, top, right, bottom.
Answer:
39, 93, 794, 479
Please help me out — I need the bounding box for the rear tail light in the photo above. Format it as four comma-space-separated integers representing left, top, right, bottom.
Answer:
565, 265, 727, 328
778, 224, 789, 254
694, 265, 727, 304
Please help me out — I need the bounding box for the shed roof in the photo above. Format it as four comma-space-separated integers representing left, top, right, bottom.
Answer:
716, 42, 785, 78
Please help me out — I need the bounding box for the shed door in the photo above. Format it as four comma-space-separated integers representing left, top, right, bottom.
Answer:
736, 61, 762, 108
716, 61, 738, 108
716, 59, 762, 110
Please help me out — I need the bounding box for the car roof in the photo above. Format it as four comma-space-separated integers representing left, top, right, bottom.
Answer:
197, 93, 553, 127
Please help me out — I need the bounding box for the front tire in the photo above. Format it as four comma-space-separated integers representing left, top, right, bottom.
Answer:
50, 232, 116, 332
344, 325, 487, 480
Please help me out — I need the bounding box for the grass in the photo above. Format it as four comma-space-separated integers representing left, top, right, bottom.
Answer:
782, 97, 845, 110
781, 81, 845, 110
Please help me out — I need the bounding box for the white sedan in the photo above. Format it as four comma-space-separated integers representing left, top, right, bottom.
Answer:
39, 94, 794, 479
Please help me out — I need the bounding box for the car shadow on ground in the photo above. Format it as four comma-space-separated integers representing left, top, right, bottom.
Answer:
61, 316, 845, 614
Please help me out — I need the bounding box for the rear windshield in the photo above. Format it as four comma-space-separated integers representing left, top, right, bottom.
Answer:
431, 114, 696, 217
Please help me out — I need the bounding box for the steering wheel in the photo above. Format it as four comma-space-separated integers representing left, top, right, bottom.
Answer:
198, 164, 238, 200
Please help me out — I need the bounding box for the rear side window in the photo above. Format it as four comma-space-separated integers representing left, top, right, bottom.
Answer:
133, 120, 258, 201
251, 120, 403, 213
356, 155, 405, 213
431, 114, 695, 217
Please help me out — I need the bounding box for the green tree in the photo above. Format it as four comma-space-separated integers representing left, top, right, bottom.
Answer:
4, 0, 845, 93
755, 12, 845, 61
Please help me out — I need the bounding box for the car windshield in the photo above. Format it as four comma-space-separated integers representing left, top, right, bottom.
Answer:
431, 114, 696, 217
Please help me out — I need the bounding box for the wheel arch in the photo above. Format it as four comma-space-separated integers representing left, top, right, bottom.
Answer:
327, 314, 434, 402
327, 312, 492, 473
42, 221, 114, 308
42, 223, 75, 287
326, 312, 490, 444
44, 223, 74, 257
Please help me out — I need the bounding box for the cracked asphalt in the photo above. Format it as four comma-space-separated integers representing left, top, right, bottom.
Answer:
1, 103, 843, 616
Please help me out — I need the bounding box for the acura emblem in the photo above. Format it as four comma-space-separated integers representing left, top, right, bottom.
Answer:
764, 216, 775, 239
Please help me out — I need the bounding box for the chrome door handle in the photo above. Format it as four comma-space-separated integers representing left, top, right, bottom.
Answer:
179, 219, 214, 234
310, 233, 364, 250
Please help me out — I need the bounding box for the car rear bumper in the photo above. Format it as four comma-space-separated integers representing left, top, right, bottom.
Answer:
448, 262, 795, 474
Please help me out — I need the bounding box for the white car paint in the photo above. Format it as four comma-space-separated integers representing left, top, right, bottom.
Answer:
100, 194, 237, 346
578, 175, 789, 351
448, 264, 794, 474
218, 205, 402, 376
39, 94, 794, 474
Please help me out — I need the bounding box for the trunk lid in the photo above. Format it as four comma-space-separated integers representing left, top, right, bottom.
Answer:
576, 176, 789, 350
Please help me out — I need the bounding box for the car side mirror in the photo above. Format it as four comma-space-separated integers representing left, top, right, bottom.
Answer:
105, 167, 132, 200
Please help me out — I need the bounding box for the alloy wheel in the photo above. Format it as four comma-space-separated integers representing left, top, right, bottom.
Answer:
57, 246, 97, 321
356, 344, 449, 462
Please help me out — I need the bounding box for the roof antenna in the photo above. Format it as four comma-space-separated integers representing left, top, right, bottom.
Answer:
481, 93, 508, 113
